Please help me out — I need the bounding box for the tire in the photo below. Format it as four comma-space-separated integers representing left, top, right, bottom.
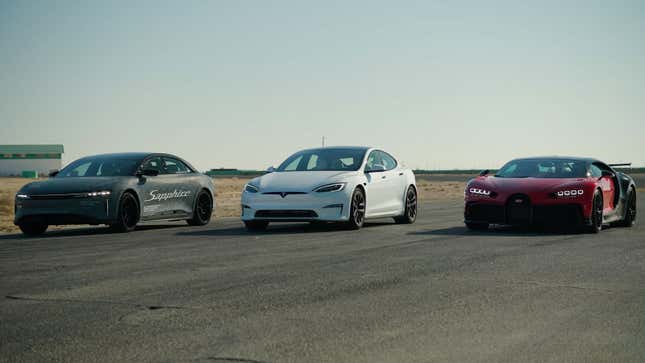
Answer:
18, 221, 48, 236
394, 186, 418, 224
110, 192, 139, 233
187, 190, 213, 226
346, 188, 366, 230
587, 189, 603, 233
465, 222, 489, 231
244, 220, 269, 231
617, 187, 636, 227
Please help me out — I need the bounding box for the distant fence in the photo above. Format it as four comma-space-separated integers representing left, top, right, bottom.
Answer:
204, 168, 645, 178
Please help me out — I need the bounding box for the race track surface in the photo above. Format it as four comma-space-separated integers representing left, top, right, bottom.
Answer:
1, 194, 644, 363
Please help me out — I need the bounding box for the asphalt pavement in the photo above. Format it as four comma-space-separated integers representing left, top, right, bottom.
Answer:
1, 194, 644, 363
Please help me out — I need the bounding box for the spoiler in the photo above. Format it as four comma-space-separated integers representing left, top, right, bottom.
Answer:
608, 163, 632, 168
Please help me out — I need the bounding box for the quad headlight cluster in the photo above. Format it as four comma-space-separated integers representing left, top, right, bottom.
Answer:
555, 189, 584, 198
313, 183, 346, 193
468, 187, 493, 196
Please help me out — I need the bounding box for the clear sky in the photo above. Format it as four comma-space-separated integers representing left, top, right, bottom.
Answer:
1, 1, 644, 171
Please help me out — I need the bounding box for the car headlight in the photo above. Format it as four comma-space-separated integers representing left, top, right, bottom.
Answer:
87, 191, 111, 197
313, 183, 346, 193
16, 194, 29, 199
245, 184, 259, 193
555, 189, 584, 198
468, 187, 493, 197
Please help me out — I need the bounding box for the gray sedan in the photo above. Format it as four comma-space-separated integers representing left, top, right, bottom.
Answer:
14, 153, 215, 236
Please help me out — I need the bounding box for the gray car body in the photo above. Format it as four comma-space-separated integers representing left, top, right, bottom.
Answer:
14, 153, 215, 227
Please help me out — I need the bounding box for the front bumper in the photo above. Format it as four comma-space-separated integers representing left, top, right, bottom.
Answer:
241, 191, 350, 222
14, 196, 116, 226
464, 201, 590, 227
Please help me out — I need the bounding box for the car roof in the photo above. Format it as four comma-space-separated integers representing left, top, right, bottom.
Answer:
297, 146, 373, 153
77, 152, 182, 159
511, 156, 599, 163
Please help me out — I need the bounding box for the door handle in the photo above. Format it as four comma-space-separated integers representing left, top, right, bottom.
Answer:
399, 172, 404, 176
381, 175, 387, 179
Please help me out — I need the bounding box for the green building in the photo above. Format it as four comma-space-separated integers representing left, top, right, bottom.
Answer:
0, 145, 64, 177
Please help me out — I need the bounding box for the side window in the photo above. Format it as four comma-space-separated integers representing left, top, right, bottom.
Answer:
366, 151, 379, 170
141, 157, 163, 173
163, 157, 190, 174
379, 151, 397, 171
306, 154, 319, 170
589, 164, 602, 178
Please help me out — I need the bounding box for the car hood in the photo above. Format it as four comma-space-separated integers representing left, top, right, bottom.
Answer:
19, 177, 125, 195
471, 176, 587, 193
252, 171, 359, 193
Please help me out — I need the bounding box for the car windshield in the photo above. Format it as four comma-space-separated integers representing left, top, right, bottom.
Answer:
495, 159, 588, 178
276, 148, 367, 172
57, 156, 141, 177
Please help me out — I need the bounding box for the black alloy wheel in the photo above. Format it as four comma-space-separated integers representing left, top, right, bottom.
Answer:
111, 192, 139, 232
188, 190, 213, 226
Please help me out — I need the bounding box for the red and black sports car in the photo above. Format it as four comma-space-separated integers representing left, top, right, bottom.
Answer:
464, 157, 637, 233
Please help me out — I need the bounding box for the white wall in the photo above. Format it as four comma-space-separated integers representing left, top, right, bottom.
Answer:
0, 159, 62, 176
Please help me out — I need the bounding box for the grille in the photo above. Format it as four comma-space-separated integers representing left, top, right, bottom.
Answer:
465, 203, 505, 223
506, 194, 531, 224
255, 210, 318, 218
28, 193, 88, 200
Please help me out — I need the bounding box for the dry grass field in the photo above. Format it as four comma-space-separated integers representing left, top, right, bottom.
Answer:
0, 177, 467, 233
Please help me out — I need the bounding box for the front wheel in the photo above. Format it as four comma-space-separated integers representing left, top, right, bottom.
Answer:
587, 190, 603, 233
19, 221, 48, 236
394, 186, 417, 224
244, 220, 268, 231
187, 190, 213, 226
346, 188, 366, 230
110, 192, 139, 233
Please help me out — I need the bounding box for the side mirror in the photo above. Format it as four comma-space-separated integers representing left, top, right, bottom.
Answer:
266, 166, 275, 173
137, 169, 159, 177
48, 170, 60, 177
479, 169, 490, 176
600, 170, 614, 179
366, 164, 386, 173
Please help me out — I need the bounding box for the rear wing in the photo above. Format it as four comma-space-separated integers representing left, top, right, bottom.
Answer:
608, 163, 632, 172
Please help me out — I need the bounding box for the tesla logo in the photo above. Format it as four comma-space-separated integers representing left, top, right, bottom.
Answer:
514, 198, 524, 204
280, 192, 288, 198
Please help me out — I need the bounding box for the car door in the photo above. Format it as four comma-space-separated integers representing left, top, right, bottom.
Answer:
592, 163, 616, 211
364, 150, 399, 216
138, 156, 167, 219
378, 151, 407, 213
160, 156, 200, 216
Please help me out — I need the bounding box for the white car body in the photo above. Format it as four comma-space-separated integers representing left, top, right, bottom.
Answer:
241, 147, 416, 224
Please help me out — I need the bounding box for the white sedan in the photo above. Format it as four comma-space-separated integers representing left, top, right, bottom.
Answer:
241, 146, 417, 231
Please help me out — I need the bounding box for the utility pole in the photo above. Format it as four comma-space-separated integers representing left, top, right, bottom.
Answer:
322, 136, 326, 147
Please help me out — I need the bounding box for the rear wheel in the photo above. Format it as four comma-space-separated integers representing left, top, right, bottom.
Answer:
587, 190, 603, 233
346, 188, 365, 230
394, 186, 417, 224
187, 190, 213, 226
617, 188, 636, 227
110, 192, 139, 233
244, 220, 268, 231
465, 222, 489, 231
19, 221, 48, 236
